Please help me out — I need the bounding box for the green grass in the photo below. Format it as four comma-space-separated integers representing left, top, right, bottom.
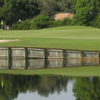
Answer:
0, 26, 100, 51
0, 66, 100, 76
0, 26, 100, 76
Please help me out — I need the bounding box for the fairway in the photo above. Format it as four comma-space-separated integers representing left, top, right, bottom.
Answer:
0, 26, 100, 51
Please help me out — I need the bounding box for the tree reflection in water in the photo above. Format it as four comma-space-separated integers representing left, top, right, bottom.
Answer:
0, 74, 100, 100
0, 74, 68, 100
73, 77, 100, 100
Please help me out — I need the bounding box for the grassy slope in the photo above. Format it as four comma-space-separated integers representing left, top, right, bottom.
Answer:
0, 26, 100, 51
0, 66, 100, 76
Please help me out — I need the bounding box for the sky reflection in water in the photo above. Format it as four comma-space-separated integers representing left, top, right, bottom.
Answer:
16, 80, 76, 100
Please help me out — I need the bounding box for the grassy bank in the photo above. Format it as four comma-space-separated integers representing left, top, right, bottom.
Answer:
0, 66, 100, 76
0, 26, 100, 51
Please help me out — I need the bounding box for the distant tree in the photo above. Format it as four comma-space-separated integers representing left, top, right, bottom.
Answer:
0, 0, 4, 7
0, 0, 40, 25
0, 0, 15, 25
38, 0, 57, 16
72, 0, 100, 25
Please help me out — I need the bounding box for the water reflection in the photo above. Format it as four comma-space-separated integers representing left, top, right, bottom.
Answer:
46, 59, 63, 68
0, 74, 100, 100
0, 74, 68, 100
64, 59, 81, 67
27, 59, 45, 69
73, 77, 100, 100
82, 58, 99, 66
11, 60, 25, 69
0, 60, 9, 69
0, 58, 99, 69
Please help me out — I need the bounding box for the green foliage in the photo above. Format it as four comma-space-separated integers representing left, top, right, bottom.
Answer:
0, 74, 68, 99
30, 15, 75, 30
52, 20, 63, 27
10, 20, 31, 30
38, 0, 57, 16
47, 21, 54, 28
63, 18, 73, 26
10, 22, 19, 30
0, 0, 15, 24
0, 23, 1, 29
73, 0, 100, 26
0, 0, 40, 25
10, 15, 76, 30
37, 0, 73, 16
0, 0, 74, 26
17, 20, 31, 30
2, 0, 100, 29
30, 15, 75, 29
89, 14, 100, 28
73, 77, 100, 100
30, 15, 54, 29
48, 18, 75, 28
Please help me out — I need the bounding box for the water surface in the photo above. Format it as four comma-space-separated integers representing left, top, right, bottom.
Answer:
0, 58, 99, 69
0, 74, 100, 100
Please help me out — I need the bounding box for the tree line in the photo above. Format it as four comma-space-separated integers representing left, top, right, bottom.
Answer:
0, 0, 73, 25
0, 0, 100, 29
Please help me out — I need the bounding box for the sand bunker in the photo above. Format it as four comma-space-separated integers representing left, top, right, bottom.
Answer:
0, 39, 20, 43
51, 13, 73, 20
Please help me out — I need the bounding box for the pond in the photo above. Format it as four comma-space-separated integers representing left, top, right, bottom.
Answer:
0, 74, 100, 100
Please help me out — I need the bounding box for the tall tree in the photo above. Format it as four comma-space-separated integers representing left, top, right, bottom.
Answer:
0, 0, 15, 25
0, 0, 40, 25
72, 0, 100, 25
38, 0, 57, 16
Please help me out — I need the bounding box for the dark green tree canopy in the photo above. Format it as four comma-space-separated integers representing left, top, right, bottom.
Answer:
1, 0, 100, 29
72, 0, 100, 25
0, 0, 40, 25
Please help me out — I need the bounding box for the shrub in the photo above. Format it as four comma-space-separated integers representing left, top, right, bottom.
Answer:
52, 20, 63, 27
17, 20, 31, 30
10, 22, 19, 30
63, 18, 73, 26
89, 14, 100, 28
48, 21, 54, 28
10, 20, 31, 30
30, 15, 54, 29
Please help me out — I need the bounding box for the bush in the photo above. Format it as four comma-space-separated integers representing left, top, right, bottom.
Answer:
17, 20, 31, 30
10, 20, 31, 30
48, 21, 54, 28
30, 15, 54, 29
10, 22, 19, 30
89, 15, 100, 28
51, 18, 75, 27
52, 20, 63, 27
63, 18, 73, 26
